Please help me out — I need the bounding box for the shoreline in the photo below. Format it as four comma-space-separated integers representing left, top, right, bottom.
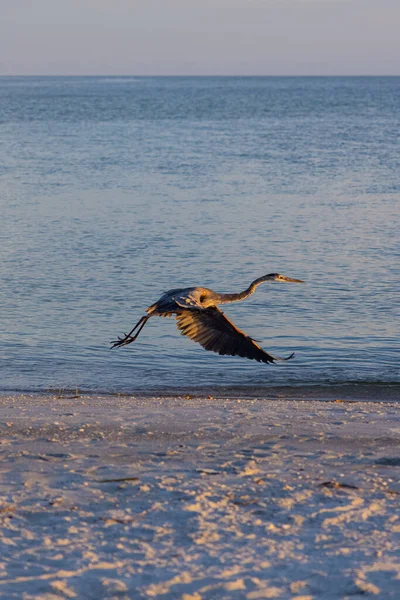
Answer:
0, 393, 400, 598
1, 381, 399, 403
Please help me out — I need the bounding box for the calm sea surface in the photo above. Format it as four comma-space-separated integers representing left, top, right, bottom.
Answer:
0, 76, 399, 393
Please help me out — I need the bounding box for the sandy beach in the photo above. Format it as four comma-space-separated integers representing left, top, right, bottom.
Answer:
0, 388, 399, 599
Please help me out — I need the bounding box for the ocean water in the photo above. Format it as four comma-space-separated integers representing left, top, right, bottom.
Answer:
0, 76, 399, 393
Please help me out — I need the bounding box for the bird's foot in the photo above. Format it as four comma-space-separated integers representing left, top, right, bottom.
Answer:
110, 334, 135, 349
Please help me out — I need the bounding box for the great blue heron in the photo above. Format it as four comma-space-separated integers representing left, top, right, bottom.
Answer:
111, 273, 303, 364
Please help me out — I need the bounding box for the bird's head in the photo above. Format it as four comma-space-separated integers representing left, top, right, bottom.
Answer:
264, 273, 304, 283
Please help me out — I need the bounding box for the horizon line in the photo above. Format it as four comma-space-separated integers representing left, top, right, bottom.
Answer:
1, 73, 400, 78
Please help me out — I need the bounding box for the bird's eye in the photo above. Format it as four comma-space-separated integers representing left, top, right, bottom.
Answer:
200, 294, 207, 303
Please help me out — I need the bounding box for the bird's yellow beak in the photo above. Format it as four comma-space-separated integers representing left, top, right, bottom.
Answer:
278, 276, 304, 283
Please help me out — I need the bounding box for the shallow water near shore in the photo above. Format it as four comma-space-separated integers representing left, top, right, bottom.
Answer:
1, 76, 399, 393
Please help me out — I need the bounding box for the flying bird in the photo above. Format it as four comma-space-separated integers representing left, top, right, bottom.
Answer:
111, 273, 303, 364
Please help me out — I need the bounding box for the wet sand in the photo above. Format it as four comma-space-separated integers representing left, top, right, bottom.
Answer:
0, 388, 399, 599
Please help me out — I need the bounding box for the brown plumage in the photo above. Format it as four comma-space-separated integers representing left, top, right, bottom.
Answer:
175, 306, 290, 364
111, 273, 303, 364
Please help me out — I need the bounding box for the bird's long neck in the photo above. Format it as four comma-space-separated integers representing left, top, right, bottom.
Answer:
217, 276, 270, 304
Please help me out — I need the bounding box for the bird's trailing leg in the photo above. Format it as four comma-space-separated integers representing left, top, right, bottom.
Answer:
111, 316, 150, 349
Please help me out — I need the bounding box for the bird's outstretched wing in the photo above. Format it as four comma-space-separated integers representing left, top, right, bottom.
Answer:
175, 307, 294, 364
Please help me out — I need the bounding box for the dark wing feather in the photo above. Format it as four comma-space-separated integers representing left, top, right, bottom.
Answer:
175, 307, 294, 364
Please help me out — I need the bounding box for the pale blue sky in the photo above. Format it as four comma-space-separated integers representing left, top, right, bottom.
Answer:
1, 0, 399, 75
